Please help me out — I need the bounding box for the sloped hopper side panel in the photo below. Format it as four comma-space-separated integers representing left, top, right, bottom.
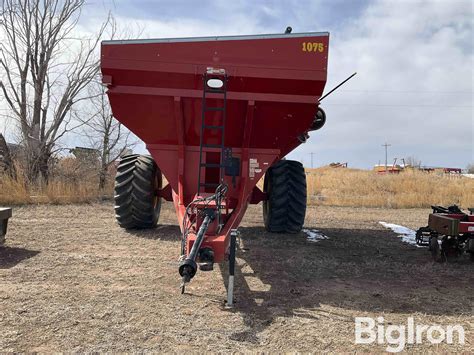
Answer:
102, 33, 329, 204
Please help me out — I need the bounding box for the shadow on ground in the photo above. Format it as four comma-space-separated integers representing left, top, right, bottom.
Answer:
124, 224, 181, 241
0, 246, 40, 269
218, 226, 473, 342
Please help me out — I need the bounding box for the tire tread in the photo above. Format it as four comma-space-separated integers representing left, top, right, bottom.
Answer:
114, 154, 161, 229
263, 160, 307, 233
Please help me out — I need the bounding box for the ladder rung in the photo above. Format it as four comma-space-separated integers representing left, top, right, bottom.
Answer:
205, 89, 226, 94
203, 125, 224, 130
205, 107, 224, 111
200, 183, 220, 187
200, 163, 225, 168
202, 144, 223, 148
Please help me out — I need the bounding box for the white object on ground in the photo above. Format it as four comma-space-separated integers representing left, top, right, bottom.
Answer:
302, 229, 328, 243
379, 221, 422, 247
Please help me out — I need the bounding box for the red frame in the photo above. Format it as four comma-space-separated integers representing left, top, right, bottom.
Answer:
430, 213, 474, 235
440, 214, 474, 234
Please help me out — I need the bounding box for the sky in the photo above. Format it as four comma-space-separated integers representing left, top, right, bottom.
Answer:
2, 0, 473, 169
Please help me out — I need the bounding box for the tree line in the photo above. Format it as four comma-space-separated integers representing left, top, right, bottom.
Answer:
0, 0, 134, 189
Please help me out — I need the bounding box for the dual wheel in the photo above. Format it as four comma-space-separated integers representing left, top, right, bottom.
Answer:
430, 235, 474, 262
114, 155, 307, 233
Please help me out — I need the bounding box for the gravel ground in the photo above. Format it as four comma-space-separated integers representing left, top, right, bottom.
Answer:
0, 202, 472, 352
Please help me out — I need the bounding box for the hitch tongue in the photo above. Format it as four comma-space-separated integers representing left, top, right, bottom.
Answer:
179, 210, 215, 293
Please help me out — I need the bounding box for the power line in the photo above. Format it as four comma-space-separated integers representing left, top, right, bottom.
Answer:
323, 103, 472, 108
338, 90, 472, 94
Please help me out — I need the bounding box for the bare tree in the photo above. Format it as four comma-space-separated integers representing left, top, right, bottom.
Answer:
76, 18, 140, 190
0, 0, 109, 182
79, 80, 135, 190
405, 156, 422, 168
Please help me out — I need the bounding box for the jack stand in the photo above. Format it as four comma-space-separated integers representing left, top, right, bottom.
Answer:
226, 229, 239, 307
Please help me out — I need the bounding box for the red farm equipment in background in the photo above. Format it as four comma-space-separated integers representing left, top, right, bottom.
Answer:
416, 205, 474, 262
101, 29, 330, 303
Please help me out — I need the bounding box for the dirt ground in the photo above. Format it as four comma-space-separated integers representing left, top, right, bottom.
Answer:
0, 202, 472, 352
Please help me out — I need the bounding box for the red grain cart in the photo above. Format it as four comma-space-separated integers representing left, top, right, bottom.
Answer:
101, 30, 329, 302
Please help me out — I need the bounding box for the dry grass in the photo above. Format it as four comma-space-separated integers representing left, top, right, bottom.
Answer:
0, 174, 112, 205
0, 159, 113, 205
2, 162, 473, 209
306, 167, 474, 208
0, 173, 30, 205
2, 203, 472, 352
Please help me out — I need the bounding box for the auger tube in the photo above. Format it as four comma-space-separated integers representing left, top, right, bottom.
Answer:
179, 210, 215, 292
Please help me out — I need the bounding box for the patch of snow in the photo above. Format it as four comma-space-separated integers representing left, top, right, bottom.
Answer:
302, 229, 328, 243
379, 221, 422, 247
462, 174, 474, 179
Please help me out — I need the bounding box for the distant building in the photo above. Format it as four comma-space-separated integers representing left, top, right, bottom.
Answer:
69, 147, 100, 161
329, 162, 348, 168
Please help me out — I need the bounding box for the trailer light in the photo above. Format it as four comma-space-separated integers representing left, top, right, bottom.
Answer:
207, 78, 224, 89
310, 107, 326, 131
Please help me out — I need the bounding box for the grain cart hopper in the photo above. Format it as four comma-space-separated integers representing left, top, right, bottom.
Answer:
101, 30, 330, 302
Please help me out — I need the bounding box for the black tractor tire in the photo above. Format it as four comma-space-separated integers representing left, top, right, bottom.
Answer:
114, 154, 162, 229
263, 160, 307, 233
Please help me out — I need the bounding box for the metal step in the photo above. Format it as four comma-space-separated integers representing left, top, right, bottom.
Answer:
200, 163, 225, 168
202, 144, 223, 148
203, 125, 224, 130
204, 107, 224, 111
204, 89, 225, 94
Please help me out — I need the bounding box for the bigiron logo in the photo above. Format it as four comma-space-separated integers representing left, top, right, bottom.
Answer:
354, 316, 465, 352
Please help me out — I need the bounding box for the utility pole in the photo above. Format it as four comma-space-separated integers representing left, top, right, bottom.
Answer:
382, 143, 391, 171
310, 152, 314, 169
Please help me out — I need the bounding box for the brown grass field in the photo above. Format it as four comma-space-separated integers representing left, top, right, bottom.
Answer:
2, 167, 473, 209
1, 165, 473, 352
0, 161, 113, 205
0, 202, 472, 352
306, 168, 473, 208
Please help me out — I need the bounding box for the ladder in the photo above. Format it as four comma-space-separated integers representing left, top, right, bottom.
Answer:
197, 68, 228, 194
